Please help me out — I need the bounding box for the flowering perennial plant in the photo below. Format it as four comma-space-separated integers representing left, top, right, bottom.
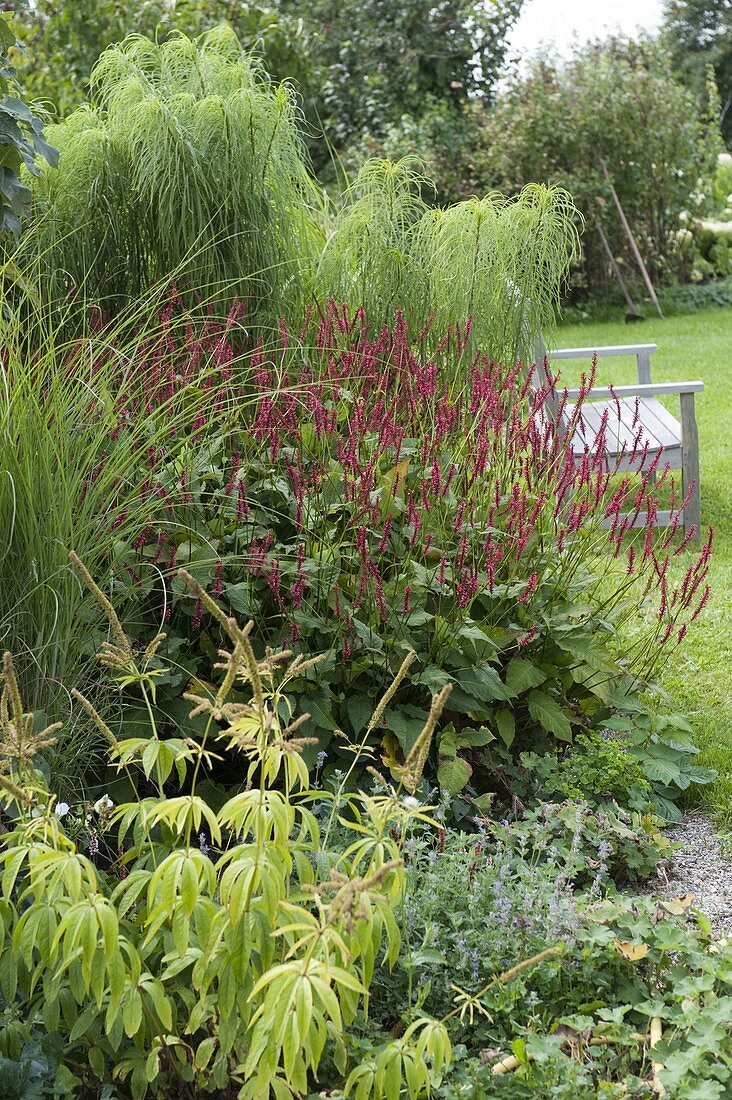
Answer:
117, 301, 712, 803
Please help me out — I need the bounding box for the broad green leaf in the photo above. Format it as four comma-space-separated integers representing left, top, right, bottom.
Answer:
437, 755, 472, 795
528, 690, 572, 741
494, 708, 516, 748
504, 658, 546, 697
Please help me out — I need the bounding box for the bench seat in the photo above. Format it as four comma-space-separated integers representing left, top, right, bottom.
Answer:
566, 395, 683, 472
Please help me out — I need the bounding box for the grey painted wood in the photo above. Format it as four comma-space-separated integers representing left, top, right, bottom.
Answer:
539, 339, 703, 534
566, 381, 703, 399
628, 398, 680, 449
636, 347, 652, 385
600, 509, 682, 530
550, 343, 657, 359
681, 391, 701, 536
565, 397, 683, 469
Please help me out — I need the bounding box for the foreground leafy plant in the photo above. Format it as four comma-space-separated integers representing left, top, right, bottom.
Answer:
0, 559, 462, 1098
1, 562, 727, 1098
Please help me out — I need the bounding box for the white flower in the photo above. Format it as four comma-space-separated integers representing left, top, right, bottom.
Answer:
93, 795, 113, 814
403, 796, 420, 810
55, 802, 70, 818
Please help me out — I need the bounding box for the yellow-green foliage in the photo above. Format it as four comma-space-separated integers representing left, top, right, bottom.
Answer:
318, 158, 580, 364
0, 562, 454, 1099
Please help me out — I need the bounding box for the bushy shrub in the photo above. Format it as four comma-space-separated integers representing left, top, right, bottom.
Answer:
0, 14, 57, 234
691, 219, 732, 280
494, 708, 715, 822
334, 99, 489, 206
478, 37, 720, 295
26, 27, 324, 318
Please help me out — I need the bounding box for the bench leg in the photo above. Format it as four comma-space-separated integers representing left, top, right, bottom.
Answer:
680, 392, 701, 538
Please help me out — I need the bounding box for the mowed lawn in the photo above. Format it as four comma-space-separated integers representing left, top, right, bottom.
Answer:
555, 307, 732, 822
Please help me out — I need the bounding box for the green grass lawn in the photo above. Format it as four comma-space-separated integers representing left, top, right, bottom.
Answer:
555, 307, 732, 821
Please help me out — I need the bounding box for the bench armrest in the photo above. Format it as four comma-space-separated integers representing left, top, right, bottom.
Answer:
566, 381, 704, 400
550, 343, 658, 359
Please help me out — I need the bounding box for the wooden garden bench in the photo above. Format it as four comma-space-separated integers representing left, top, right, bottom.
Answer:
535, 341, 703, 535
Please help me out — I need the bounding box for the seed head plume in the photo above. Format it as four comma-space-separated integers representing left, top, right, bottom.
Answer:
69, 551, 133, 668
368, 650, 418, 734
401, 683, 452, 793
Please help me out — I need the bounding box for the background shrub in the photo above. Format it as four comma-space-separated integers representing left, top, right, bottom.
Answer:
472, 37, 720, 296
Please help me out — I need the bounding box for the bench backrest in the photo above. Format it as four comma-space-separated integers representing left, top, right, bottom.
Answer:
533, 338, 658, 388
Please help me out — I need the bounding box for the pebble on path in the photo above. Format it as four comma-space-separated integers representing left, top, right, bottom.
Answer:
646, 812, 732, 939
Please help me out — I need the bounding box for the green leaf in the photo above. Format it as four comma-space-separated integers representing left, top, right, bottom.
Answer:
351, 617, 384, 651
123, 990, 143, 1037
504, 658, 546, 697
639, 755, 683, 786
346, 695, 374, 735
384, 705, 429, 753
455, 726, 494, 749
494, 708, 516, 748
437, 755, 472, 795
224, 582, 254, 615
457, 665, 511, 703
413, 666, 452, 694
528, 690, 572, 741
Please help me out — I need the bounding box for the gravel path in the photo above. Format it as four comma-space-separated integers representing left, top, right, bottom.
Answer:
645, 813, 732, 939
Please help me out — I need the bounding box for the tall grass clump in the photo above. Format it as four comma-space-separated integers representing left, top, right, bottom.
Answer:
415, 183, 580, 363
0, 281, 252, 716
316, 157, 433, 324
318, 159, 579, 365
25, 26, 325, 321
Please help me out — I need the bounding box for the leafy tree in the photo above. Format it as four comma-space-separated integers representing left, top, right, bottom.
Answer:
10, 0, 523, 176
10, 1, 310, 119
277, 0, 523, 159
0, 14, 57, 234
10, 0, 166, 118
662, 0, 732, 144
